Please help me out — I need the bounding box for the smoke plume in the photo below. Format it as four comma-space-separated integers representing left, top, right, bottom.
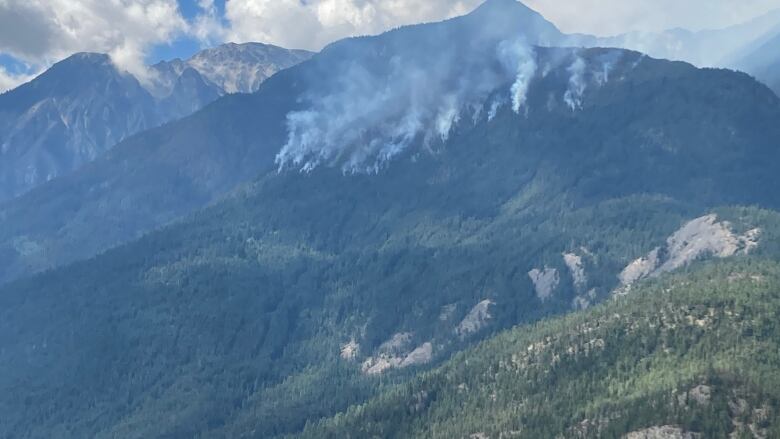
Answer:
276, 36, 539, 173
563, 56, 587, 110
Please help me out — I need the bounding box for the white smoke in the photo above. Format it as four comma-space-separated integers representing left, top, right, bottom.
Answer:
435, 94, 461, 143
594, 61, 610, 86
594, 50, 624, 86
563, 56, 587, 111
499, 40, 538, 114
487, 97, 506, 122
276, 38, 539, 173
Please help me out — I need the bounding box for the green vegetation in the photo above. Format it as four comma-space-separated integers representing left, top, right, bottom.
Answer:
297, 259, 780, 438
1, 6, 780, 437
1, 161, 778, 438
2, 74, 780, 434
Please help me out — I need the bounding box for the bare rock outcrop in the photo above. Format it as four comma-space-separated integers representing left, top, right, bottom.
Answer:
619, 248, 662, 286
399, 342, 433, 368
456, 300, 495, 337
361, 333, 434, 375
623, 426, 700, 439
563, 252, 588, 290
617, 214, 760, 293
340, 340, 359, 360
528, 267, 559, 301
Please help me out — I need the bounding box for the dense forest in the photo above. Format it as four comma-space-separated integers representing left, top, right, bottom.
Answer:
1, 173, 779, 438
296, 259, 780, 438
1, 1, 780, 437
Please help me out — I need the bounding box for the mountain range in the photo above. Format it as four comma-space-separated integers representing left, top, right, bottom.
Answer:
584, 8, 780, 95
0, 0, 569, 286
1, 0, 778, 207
733, 32, 780, 94
0, 42, 311, 203
1, 0, 780, 437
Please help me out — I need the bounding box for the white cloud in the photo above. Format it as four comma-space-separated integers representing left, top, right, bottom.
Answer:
0, 65, 36, 93
191, 0, 227, 46
0, 0, 188, 84
219, 0, 482, 51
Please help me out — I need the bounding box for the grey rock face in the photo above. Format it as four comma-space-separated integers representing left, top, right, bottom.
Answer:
617, 214, 760, 293
0, 54, 158, 202
623, 426, 700, 439
456, 300, 495, 338
0, 44, 313, 203
184, 42, 313, 94
529, 267, 560, 301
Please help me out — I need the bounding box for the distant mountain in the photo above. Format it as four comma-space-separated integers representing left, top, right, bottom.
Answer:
732, 33, 780, 95
576, 8, 780, 94
172, 42, 313, 94
0, 43, 312, 203
0, 53, 158, 202
1, 0, 780, 435
597, 9, 780, 67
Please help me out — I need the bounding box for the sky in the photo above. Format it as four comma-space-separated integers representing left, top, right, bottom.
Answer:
1, 0, 779, 91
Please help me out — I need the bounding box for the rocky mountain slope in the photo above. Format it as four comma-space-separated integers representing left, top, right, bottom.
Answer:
0, 53, 158, 202
1, 1, 780, 437
162, 42, 313, 95
2, 47, 780, 439
2, 0, 780, 287
296, 259, 780, 438
0, 43, 312, 203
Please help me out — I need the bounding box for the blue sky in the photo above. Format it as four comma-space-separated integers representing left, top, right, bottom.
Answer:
147, 0, 225, 63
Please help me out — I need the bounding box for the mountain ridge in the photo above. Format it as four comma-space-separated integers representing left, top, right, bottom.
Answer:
0, 42, 312, 203
1, 41, 780, 436
1, 3, 780, 436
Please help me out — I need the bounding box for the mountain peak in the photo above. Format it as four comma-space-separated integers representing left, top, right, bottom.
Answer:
459, 0, 561, 45
469, 0, 542, 20
35, 52, 124, 87
475, 0, 530, 12
60, 52, 112, 67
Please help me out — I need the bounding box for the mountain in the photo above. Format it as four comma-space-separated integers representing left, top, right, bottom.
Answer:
4, 0, 780, 289
0, 0, 569, 286
296, 258, 780, 438
1, 1, 780, 433
576, 8, 780, 94
171, 42, 314, 94
0, 73, 294, 285
0, 43, 312, 203
595, 9, 780, 68
732, 33, 780, 95
0, 53, 158, 202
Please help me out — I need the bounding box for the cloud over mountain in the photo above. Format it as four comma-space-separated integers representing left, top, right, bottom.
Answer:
0, 0, 187, 86
217, 0, 483, 51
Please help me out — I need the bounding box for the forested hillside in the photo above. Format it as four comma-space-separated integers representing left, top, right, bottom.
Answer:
1, 156, 779, 438
297, 259, 780, 438
1, 1, 780, 438
3, 0, 780, 288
